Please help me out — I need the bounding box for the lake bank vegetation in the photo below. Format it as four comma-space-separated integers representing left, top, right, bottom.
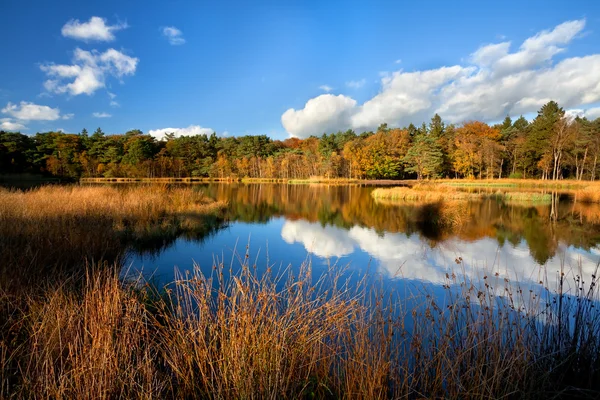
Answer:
2, 186, 600, 397
371, 186, 553, 203
2, 101, 600, 182
2, 254, 600, 398
0, 185, 226, 287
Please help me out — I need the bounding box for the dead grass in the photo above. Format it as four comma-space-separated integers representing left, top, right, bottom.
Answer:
372, 186, 552, 203
2, 257, 600, 398
0, 185, 226, 287
2, 184, 600, 398
372, 186, 471, 201
571, 186, 600, 204
439, 178, 600, 189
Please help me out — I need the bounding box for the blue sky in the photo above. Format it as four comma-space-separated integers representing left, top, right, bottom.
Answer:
1, 0, 599, 140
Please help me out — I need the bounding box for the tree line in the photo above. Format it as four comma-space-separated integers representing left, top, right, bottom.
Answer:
1, 101, 599, 181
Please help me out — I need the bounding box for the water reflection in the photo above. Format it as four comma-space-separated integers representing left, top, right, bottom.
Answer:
131, 183, 600, 290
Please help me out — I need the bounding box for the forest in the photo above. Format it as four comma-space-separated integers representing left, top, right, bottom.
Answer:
1, 101, 600, 181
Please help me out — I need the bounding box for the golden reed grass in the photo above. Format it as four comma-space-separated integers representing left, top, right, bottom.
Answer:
0, 185, 226, 288
2, 185, 600, 398
371, 186, 552, 203
2, 257, 600, 398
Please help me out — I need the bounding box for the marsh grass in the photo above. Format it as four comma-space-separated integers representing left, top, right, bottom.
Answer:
3, 184, 600, 398
439, 178, 596, 189
0, 185, 226, 287
372, 186, 552, 204
571, 186, 600, 204
2, 255, 600, 398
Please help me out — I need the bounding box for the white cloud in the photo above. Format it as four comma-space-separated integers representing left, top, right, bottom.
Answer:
353, 66, 465, 130
161, 26, 185, 45
566, 108, 585, 119
319, 85, 333, 93
281, 19, 598, 138
61, 16, 127, 42
0, 118, 26, 131
346, 79, 366, 89
92, 112, 112, 118
62, 113, 74, 120
395, 59, 402, 64
2, 101, 61, 120
585, 107, 600, 120
107, 92, 120, 107
148, 125, 215, 140
41, 48, 138, 96
470, 42, 512, 67
281, 94, 357, 138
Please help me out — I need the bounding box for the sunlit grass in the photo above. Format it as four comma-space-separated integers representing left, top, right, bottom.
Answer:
2, 256, 600, 398
0, 185, 226, 287
372, 186, 552, 203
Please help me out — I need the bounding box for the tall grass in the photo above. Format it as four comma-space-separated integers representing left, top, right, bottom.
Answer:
439, 178, 597, 189
0, 185, 226, 287
2, 256, 600, 398
372, 186, 552, 203
2, 184, 600, 398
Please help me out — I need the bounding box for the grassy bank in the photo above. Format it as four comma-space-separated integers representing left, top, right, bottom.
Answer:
2, 259, 599, 398
371, 186, 553, 203
80, 176, 600, 188
80, 176, 367, 185
440, 178, 599, 189
0, 185, 226, 286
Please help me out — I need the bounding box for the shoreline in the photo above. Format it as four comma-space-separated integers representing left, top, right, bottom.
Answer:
79, 176, 600, 188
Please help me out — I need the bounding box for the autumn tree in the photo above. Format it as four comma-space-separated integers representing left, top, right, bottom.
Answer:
453, 122, 500, 178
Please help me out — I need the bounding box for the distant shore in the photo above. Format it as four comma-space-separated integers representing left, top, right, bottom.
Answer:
79, 176, 416, 186
79, 176, 600, 189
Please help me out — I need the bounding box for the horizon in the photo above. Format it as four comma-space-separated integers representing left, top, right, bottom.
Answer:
1, 0, 599, 140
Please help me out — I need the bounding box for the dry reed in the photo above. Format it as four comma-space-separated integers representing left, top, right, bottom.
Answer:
2, 185, 600, 398
2, 256, 600, 398
372, 186, 552, 203
0, 185, 226, 288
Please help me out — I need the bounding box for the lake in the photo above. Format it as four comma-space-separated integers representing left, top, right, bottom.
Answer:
127, 183, 600, 294
4, 182, 600, 398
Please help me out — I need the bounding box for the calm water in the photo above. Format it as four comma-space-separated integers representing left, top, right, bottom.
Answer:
125, 184, 600, 294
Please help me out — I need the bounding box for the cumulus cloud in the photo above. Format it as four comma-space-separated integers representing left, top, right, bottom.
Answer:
61, 16, 127, 42
2, 101, 61, 120
281, 94, 357, 138
281, 19, 598, 138
41, 48, 138, 96
319, 85, 333, 93
92, 112, 111, 118
0, 118, 26, 131
148, 125, 215, 140
161, 26, 185, 45
346, 79, 366, 89
353, 66, 465, 130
